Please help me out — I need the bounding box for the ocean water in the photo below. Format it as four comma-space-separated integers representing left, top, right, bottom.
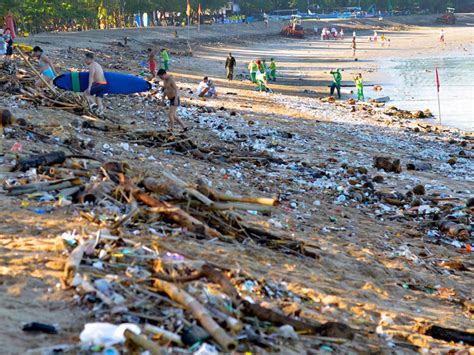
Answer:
380, 54, 474, 132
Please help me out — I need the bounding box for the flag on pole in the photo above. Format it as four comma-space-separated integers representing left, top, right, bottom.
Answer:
186, 0, 191, 17
198, 3, 202, 15
435, 66, 440, 92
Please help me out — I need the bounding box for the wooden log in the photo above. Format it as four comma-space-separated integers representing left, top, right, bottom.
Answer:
153, 278, 237, 351
242, 301, 354, 339
157, 165, 214, 206
8, 177, 81, 195
207, 306, 243, 334
142, 176, 187, 200
199, 264, 354, 339
14, 151, 67, 172
124, 329, 163, 355
198, 183, 278, 206
206, 201, 275, 212
144, 324, 184, 346
419, 324, 474, 345
134, 190, 221, 238
62, 239, 95, 287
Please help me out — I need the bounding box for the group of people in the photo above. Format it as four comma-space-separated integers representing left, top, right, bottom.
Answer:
248, 58, 276, 92
318, 27, 344, 40
330, 68, 364, 101
147, 48, 170, 78
3, 25, 373, 137
0, 28, 14, 60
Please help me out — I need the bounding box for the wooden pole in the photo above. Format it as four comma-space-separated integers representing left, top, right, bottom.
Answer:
437, 90, 442, 125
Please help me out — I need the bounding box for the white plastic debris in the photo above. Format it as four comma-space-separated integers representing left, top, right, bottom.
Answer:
278, 325, 299, 340
79, 322, 140, 346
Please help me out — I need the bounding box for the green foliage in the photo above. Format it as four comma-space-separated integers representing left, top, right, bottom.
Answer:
1, 0, 472, 33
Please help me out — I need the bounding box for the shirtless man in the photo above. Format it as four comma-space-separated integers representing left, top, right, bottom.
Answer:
157, 69, 187, 133
84, 52, 107, 115
31, 46, 56, 87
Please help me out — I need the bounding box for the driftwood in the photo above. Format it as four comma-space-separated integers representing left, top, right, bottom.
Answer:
142, 177, 187, 200
418, 324, 474, 345
144, 324, 184, 346
155, 264, 354, 340
198, 182, 278, 206
207, 305, 243, 334
157, 165, 214, 206
153, 278, 237, 351
8, 177, 81, 195
134, 190, 221, 238
76, 181, 115, 204
62, 239, 96, 287
124, 329, 163, 355
14, 151, 67, 172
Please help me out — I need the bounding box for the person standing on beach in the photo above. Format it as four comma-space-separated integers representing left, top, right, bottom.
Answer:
330, 69, 342, 99
248, 60, 258, 83
157, 69, 187, 133
161, 48, 170, 71
269, 58, 277, 81
354, 73, 364, 101
440, 29, 445, 43
260, 59, 268, 74
351, 37, 357, 57
225, 52, 236, 81
147, 48, 157, 78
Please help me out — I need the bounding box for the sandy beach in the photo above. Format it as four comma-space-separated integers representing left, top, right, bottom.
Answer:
1, 14, 473, 353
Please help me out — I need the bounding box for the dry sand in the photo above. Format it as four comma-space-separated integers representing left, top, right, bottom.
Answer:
0, 15, 473, 353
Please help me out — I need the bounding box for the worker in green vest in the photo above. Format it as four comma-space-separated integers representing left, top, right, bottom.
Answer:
256, 70, 267, 92
248, 60, 258, 83
161, 48, 170, 71
269, 58, 277, 81
330, 68, 342, 99
354, 73, 364, 101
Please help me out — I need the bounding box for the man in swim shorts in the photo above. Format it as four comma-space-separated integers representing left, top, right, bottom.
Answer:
84, 52, 107, 116
157, 69, 187, 133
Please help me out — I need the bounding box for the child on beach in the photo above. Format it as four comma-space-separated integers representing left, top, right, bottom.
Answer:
354, 73, 364, 101
161, 48, 170, 71
147, 48, 157, 78
440, 29, 445, 43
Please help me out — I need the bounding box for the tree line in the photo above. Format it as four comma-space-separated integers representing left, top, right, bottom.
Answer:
1, 0, 470, 34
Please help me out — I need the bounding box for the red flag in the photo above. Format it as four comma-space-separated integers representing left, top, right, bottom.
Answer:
198, 3, 202, 15
436, 66, 440, 92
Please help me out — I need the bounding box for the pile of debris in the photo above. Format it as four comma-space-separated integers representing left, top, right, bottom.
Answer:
0, 50, 94, 116
5, 150, 357, 353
